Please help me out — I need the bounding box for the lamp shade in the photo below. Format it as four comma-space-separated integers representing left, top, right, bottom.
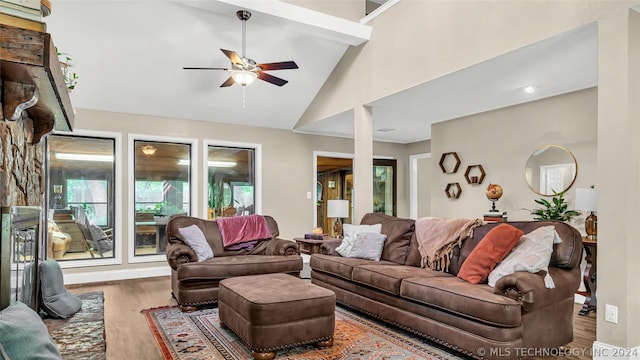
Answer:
327, 199, 349, 218
575, 188, 597, 212
231, 70, 257, 86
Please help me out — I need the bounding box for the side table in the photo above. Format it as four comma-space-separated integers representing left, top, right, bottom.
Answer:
578, 238, 597, 316
294, 237, 340, 255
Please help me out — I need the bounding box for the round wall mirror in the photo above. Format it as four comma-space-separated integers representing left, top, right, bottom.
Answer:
524, 145, 578, 196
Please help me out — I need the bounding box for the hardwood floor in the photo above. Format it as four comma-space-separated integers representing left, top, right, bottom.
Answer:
68, 276, 176, 359
68, 276, 596, 360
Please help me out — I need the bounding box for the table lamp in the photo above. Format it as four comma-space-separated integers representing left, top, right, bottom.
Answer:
53, 184, 63, 209
327, 199, 349, 238
575, 187, 597, 240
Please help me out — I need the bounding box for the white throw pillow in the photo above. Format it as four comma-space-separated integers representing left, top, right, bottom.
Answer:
488, 226, 559, 288
348, 232, 387, 261
335, 223, 383, 257
178, 225, 214, 262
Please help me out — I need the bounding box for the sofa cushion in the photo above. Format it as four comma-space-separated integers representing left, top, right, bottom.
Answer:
404, 233, 422, 267
310, 254, 396, 281
457, 223, 523, 284
177, 255, 302, 281
0, 301, 63, 359
347, 232, 387, 261
178, 224, 214, 262
335, 223, 382, 257
400, 276, 521, 327
360, 213, 414, 264
450, 221, 583, 276
488, 226, 558, 288
352, 264, 449, 295
39, 259, 82, 319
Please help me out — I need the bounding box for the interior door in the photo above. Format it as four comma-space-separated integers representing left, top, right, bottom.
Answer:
373, 159, 397, 216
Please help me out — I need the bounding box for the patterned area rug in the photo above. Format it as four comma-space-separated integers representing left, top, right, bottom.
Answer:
143, 305, 464, 360
43, 291, 106, 360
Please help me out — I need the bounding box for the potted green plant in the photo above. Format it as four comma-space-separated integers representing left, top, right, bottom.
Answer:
529, 190, 581, 221
56, 47, 79, 91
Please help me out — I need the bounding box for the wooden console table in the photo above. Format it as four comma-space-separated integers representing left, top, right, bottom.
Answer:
294, 237, 340, 255
579, 238, 597, 316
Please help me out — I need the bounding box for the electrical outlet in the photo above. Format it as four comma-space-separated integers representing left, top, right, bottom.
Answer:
605, 304, 618, 324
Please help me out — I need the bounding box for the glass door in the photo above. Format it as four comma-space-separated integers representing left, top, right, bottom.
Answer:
373, 159, 397, 216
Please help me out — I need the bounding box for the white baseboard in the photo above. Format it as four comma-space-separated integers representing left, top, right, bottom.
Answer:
592, 342, 640, 360
64, 266, 171, 285
575, 293, 586, 304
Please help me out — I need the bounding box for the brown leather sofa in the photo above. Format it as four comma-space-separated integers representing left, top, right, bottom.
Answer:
310, 213, 583, 360
166, 215, 303, 311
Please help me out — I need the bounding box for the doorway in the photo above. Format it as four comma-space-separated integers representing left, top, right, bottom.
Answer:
315, 153, 397, 231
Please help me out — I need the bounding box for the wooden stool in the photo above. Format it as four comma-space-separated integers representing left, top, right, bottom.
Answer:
219, 273, 335, 360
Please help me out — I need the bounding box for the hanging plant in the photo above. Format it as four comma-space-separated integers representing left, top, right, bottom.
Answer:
56, 47, 79, 91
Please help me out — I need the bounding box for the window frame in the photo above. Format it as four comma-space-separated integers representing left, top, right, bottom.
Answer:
128, 134, 198, 264
202, 140, 262, 218
47, 130, 123, 269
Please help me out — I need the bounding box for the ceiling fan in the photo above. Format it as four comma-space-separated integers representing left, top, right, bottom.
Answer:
183, 10, 298, 87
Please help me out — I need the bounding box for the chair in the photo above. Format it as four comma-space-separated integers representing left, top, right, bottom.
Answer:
70, 206, 113, 257
222, 206, 237, 217
135, 212, 156, 247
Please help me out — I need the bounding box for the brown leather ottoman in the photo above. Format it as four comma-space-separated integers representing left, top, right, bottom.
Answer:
219, 273, 335, 360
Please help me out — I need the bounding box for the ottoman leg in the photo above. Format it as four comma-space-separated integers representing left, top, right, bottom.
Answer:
252, 351, 276, 360
219, 321, 228, 329
180, 305, 197, 312
316, 337, 334, 348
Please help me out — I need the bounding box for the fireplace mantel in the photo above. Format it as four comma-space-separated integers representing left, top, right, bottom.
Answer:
1, 19, 74, 143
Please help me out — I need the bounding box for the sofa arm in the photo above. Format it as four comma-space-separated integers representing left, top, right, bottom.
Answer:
265, 237, 300, 256
493, 267, 580, 312
165, 243, 198, 270
319, 239, 343, 255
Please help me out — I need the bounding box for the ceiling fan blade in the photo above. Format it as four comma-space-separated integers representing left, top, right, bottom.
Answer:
183, 67, 228, 70
257, 61, 298, 71
220, 77, 235, 87
258, 72, 288, 86
220, 49, 245, 66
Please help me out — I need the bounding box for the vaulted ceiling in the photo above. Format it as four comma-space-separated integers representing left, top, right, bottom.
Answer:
45, 1, 597, 144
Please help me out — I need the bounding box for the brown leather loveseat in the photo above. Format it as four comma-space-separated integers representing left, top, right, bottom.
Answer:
166, 215, 303, 311
310, 213, 583, 359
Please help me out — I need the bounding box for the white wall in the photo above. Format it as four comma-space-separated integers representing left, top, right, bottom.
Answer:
431, 88, 597, 228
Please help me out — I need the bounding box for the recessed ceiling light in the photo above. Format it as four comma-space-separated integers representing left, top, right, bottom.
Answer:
523, 85, 536, 94
54, 153, 113, 162
177, 160, 236, 167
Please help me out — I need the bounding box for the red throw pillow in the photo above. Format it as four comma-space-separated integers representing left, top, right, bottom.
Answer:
457, 223, 523, 284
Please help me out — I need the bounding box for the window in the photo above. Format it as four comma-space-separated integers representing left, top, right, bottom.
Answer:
133, 141, 191, 256
46, 135, 116, 261
66, 179, 109, 226
207, 146, 255, 218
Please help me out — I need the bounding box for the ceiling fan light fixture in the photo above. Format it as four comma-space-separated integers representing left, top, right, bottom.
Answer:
141, 145, 157, 155
231, 70, 258, 86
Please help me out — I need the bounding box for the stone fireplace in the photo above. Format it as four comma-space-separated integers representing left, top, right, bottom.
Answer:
1, 21, 74, 207
0, 116, 45, 207
1, 18, 74, 310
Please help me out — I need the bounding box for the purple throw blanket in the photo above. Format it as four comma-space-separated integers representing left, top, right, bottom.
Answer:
217, 214, 272, 248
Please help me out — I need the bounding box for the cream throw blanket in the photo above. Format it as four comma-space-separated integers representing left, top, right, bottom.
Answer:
416, 217, 484, 271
